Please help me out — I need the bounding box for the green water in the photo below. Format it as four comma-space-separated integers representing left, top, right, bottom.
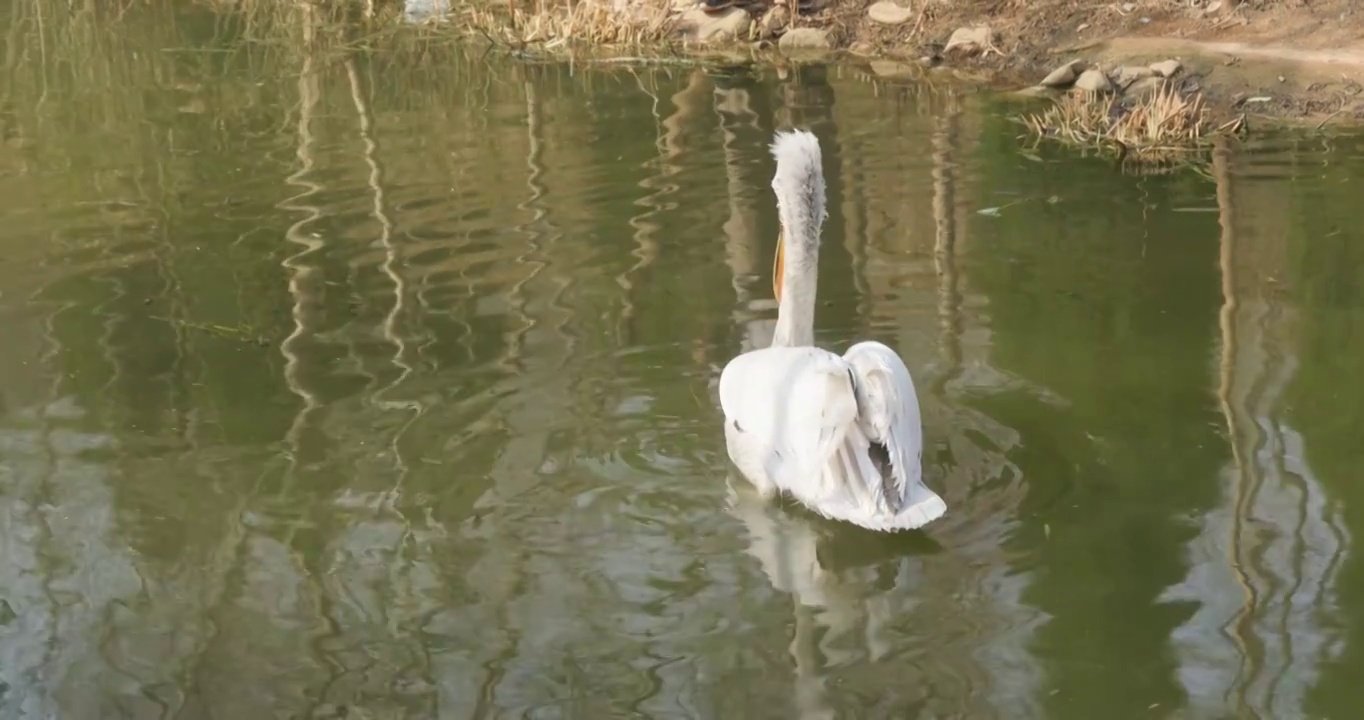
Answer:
3, 4, 1364, 719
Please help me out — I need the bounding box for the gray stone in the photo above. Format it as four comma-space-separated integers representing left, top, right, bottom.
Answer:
1073, 68, 1114, 93
867, 1, 914, 25
1149, 59, 1183, 78
779, 27, 832, 51
680, 7, 751, 44
1040, 59, 1084, 88
943, 26, 995, 55
848, 40, 878, 56
1114, 65, 1154, 86
757, 5, 789, 39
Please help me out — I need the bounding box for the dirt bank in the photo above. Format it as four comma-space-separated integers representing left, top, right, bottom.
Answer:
454, 0, 1364, 128
850, 0, 1364, 126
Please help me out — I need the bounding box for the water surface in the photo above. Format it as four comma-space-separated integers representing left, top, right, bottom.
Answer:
2, 4, 1364, 719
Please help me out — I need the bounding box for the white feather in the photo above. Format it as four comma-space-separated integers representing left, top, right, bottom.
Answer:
770, 130, 827, 251
719, 344, 945, 532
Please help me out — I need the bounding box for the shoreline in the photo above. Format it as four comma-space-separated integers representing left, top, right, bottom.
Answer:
447, 0, 1364, 130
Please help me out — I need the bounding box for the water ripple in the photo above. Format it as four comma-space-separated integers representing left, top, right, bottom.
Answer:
3, 10, 1364, 719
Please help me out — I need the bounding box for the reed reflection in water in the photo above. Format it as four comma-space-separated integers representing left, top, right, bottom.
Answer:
1, 4, 1364, 719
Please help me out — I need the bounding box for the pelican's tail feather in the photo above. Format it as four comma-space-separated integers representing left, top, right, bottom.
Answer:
896, 482, 947, 530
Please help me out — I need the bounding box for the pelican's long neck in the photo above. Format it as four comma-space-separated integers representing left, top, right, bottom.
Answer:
772, 221, 819, 348
769, 130, 827, 349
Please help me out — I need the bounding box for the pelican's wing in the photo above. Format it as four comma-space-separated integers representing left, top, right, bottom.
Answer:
842, 340, 944, 526
719, 345, 858, 491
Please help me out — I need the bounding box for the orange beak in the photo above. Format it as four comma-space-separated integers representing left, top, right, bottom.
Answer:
772, 228, 785, 302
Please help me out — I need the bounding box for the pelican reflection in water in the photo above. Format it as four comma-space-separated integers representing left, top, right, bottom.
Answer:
719, 130, 946, 532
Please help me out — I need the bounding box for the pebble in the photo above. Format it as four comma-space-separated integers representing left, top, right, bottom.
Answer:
1040, 59, 1084, 87
778, 27, 832, 50
1149, 59, 1182, 78
867, 1, 914, 25
943, 25, 995, 55
680, 7, 751, 43
1074, 68, 1114, 93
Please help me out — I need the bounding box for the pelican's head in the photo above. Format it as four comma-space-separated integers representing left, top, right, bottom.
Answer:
769, 129, 827, 304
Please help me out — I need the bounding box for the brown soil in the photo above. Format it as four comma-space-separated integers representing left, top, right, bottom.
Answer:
835, 0, 1364, 125
456, 0, 1364, 127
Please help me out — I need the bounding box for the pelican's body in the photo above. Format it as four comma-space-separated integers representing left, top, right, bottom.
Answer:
718, 130, 946, 532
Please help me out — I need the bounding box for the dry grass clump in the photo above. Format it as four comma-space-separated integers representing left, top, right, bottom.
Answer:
460, 0, 677, 47
1021, 82, 1237, 160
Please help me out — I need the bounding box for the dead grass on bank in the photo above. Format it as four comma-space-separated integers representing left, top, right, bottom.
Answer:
459, 0, 677, 47
1020, 82, 1228, 159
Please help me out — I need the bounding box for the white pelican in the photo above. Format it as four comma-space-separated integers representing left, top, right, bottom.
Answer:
718, 129, 947, 532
